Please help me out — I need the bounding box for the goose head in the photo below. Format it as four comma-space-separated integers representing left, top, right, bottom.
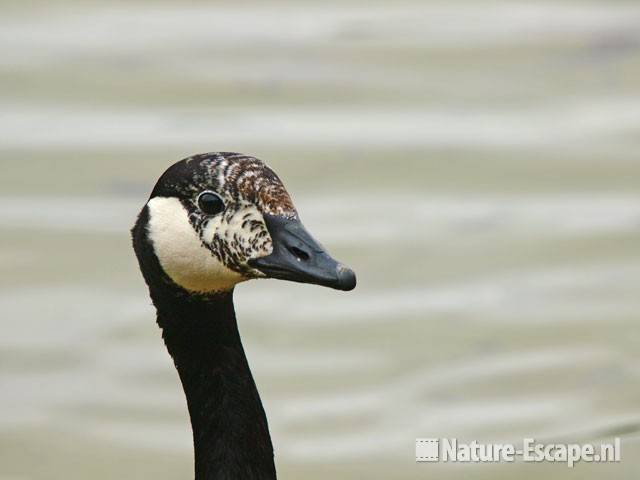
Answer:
135, 152, 356, 294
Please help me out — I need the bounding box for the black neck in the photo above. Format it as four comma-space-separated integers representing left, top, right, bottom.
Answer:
132, 207, 276, 479
157, 290, 276, 480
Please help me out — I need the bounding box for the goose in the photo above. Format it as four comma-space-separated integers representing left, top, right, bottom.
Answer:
131, 152, 356, 480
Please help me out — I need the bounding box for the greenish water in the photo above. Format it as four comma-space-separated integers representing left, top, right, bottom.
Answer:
1, 1, 640, 479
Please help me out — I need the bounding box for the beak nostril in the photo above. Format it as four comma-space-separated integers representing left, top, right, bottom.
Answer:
288, 246, 310, 262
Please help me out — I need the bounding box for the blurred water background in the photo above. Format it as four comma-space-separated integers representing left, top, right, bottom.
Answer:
1, 1, 640, 479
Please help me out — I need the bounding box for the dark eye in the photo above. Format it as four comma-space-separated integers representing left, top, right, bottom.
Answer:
197, 191, 225, 216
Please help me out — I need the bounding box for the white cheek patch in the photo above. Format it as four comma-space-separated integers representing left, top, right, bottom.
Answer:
146, 197, 244, 293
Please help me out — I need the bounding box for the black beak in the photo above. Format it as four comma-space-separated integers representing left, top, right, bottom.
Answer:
248, 214, 356, 291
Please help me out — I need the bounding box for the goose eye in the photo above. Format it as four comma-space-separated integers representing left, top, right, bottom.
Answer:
197, 191, 225, 216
